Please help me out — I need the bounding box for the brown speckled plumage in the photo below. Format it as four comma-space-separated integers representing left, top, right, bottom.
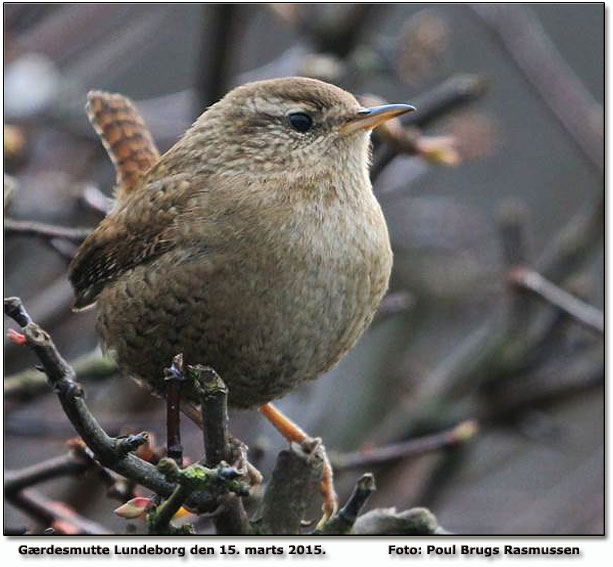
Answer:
70, 77, 401, 409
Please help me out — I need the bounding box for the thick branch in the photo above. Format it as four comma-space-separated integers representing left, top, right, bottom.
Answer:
192, 365, 250, 535
260, 440, 325, 535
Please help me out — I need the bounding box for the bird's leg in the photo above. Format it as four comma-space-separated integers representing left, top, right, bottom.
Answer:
259, 402, 338, 526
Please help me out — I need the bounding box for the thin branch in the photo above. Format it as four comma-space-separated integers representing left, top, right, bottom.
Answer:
4, 218, 91, 243
332, 420, 479, 472
468, 4, 603, 173
5, 348, 117, 403
5, 452, 91, 494
508, 267, 603, 334
8, 489, 112, 535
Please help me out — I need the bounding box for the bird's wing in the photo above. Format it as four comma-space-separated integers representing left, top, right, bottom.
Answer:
86, 91, 160, 202
68, 172, 193, 310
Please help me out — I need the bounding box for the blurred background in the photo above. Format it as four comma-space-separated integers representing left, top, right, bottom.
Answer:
4, 3, 604, 535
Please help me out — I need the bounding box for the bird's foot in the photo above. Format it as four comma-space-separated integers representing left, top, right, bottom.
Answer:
315, 445, 338, 530
260, 402, 339, 528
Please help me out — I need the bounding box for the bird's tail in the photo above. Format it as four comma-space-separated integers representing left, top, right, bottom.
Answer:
86, 91, 160, 203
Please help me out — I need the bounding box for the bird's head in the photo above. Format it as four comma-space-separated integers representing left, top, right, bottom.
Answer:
185, 77, 414, 182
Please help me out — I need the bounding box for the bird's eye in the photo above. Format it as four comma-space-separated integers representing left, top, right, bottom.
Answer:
288, 112, 313, 133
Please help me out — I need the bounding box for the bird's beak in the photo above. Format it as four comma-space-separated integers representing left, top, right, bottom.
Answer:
342, 103, 416, 135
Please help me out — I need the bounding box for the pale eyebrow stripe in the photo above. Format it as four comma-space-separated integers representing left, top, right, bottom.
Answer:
246, 96, 321, 117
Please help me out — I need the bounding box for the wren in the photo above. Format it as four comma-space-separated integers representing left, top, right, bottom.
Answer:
69, 77, 414, 519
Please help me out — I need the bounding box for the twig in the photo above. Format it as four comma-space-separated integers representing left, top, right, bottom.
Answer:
260, 440, 325, 535
468, 4, 603, 173
164, 354, 185, 466
5, 452, 92, 494
333, 420, 478, 471
5, 348, 117, 403
4, 218, 91, 243
320, 473, 376, 534
151, 484, 192, 534
4, 297, 218, 513
508, 267, 603, 334
8, 489, 112, 535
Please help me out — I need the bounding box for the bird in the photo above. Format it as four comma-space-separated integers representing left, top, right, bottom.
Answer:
69, 77, 414, 522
